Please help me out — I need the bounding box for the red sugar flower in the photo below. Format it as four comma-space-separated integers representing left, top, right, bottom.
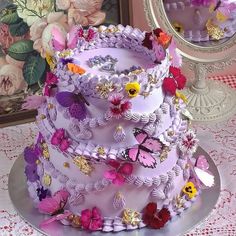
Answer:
108, 93, 132, 119
162, 66, 186, 96
142, 28, 163, 50
142, 202, 171, 229
81, 207, 103, 231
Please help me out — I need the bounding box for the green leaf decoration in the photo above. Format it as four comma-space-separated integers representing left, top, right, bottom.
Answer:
9, 20, 29, 37
7, 40, 34, 61
0, 11, 21, 25
23, 55, 46, 86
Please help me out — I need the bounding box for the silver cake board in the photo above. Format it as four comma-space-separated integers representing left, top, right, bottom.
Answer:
8, 147, 220, 236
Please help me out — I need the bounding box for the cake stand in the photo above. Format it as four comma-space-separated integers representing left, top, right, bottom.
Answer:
8, 147, 220, 236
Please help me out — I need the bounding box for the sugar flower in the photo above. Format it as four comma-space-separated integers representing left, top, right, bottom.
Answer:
162, 66, 186, 96
125, 82, 141, 98
122, 208, 141, 226
108, 92, 132, 119
178, 129, 199, 155
36, 186, 49, 201
24, 146, 40, 182
80, 207, 103, 231
142, 202, 171, 229
104, 160, 133, 186
182, 182, 197, 199
43, 72, 58, 97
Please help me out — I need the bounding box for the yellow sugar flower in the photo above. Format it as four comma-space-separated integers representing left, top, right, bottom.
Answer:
182, 182, 197, 199
43, 174, 52, 186
125, 82, 141, 98
173, 22, 184, 34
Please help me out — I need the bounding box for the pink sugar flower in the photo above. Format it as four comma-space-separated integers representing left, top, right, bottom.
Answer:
81, 207, 103, 231
43, 72, 58, 97
51, 129, 70, 151
104, 160, 133, 185
108, 93, 132, 119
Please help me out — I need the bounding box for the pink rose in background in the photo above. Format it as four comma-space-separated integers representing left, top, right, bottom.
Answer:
56, 0, 71, 10
5, 55, 25, 69
0, 23, 29, 55
0, 57, 7, 69
67, 0, 106, 27
0, 23, 15, 54
0, 64, 27, 96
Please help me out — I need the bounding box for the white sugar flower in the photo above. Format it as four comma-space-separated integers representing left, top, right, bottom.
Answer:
178, 129, 199, 155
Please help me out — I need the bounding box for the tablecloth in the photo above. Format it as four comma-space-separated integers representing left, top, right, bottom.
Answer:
0, 77, 236, 236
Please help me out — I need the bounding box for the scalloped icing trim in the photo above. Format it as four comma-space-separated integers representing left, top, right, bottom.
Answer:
37, 148, 188, 196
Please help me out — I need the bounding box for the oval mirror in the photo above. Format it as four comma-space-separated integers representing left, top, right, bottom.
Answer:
144, 0, 236, 121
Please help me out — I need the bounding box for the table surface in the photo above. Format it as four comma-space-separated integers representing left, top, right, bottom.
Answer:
0, 76, 236, 236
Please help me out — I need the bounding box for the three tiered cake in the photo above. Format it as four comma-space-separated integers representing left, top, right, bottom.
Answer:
23, 24, 212, 232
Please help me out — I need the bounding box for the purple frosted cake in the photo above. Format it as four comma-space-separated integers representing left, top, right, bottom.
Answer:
23, 24, 214, 232
164, 0, 236, 42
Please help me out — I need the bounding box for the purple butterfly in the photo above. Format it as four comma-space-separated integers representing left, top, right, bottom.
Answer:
122, 128, 163, 168
56, 91, 88, 121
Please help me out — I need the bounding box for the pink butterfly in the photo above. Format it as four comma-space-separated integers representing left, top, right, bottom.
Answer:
191, 155, 215, 188
51, 129, 70, 151
122, 128, 163, 168
38, 190, 71, 227
52, 26, 97, 51
104, 160, 133, 185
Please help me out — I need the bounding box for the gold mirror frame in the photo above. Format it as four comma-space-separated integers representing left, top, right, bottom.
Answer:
144, 0, 236, 122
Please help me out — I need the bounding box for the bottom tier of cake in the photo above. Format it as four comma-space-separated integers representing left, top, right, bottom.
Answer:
24, 136, 201, 232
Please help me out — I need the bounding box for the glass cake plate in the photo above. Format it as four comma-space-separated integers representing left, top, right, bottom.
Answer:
8, 147, 220, 236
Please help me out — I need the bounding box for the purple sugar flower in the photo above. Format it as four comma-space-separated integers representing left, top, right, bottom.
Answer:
24, 146, 39, 182
37, 186, 49, 201
25, 165, 39, 182
60, 57, 74, 65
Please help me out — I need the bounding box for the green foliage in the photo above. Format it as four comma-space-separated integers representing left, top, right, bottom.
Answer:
23, 55, 46, 86
9, 20, 29, 36
7, 39, 34, 61
0, 7, 21, 25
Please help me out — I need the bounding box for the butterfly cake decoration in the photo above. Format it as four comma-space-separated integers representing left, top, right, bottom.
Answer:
122, 128, 164, 168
